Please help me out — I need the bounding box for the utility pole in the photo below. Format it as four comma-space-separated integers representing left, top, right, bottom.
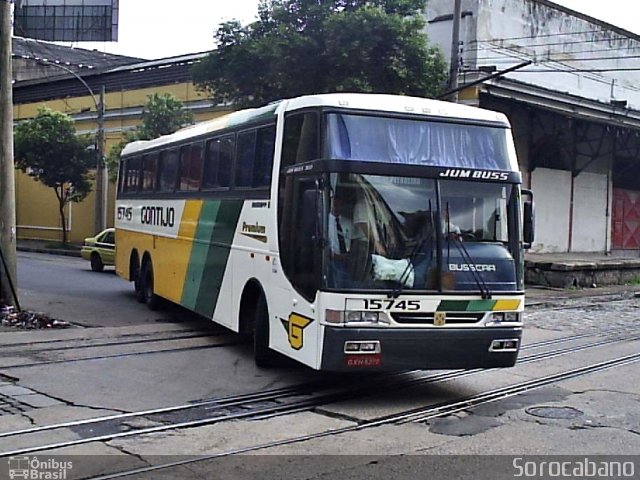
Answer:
448, 0, 462, 102
0, 0, 18, 308
94, 85, 106, 233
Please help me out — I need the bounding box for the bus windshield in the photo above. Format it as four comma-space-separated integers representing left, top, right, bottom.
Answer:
324, 113, 512, 170
323, 173, 518, 292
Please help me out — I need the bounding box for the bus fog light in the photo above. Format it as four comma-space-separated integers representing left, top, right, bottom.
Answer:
360, 341, 380, 352
504, 339, 519, 349
345, 342, 361, 352
489, 338, 519, 352
344, 341, 381, 354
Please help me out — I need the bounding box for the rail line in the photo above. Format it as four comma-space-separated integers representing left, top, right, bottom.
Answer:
0, 338, 240, 370
1, 326, 638, 457
88, 350, 640, 480
0, 331, 224, 357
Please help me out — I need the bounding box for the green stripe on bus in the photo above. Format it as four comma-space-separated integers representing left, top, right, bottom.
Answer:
193, 200, 243, 318
181, 201, 221, 311
437, 300, 496, 311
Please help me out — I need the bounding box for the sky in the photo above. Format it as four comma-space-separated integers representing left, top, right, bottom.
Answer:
54, 0, 640, 60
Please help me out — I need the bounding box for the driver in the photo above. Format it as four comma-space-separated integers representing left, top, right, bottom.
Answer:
328, 187, 363, 287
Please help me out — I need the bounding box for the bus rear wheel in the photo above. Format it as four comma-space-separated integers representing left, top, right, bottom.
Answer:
253, 294, 277, 368
140, 259, 162, 311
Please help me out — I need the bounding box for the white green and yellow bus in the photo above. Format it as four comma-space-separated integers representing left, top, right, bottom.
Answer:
115, 93, 534, 371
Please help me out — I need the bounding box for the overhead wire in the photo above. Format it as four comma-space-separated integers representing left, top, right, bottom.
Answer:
466, 29, 631, 44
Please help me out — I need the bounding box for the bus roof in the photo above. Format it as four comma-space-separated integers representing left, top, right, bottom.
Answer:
121, 93, 510, 157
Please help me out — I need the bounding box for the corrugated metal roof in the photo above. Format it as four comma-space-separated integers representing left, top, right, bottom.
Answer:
12, 36, 143, 70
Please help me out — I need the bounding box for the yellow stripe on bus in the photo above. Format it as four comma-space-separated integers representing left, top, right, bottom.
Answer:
157, 200, 203, 302
492, 299, 521, 311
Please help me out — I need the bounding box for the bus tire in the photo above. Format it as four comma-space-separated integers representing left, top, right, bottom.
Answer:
253, 294, 276, 368
132, 257, 145, 303
141, 259, 162, 311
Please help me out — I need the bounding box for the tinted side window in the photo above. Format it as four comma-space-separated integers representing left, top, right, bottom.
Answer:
254, 126, 276, 188
282, 112, 319, 170
235, 131, 257, 188
179, 143, 203, 191
102, 231, 115, 245
123, 157, 141, 193
158, 149, 179, 192
203, 135, 234, 189
141, 153, 158, 192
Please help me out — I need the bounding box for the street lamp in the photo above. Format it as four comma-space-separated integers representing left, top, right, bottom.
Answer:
35, 59, 106, 234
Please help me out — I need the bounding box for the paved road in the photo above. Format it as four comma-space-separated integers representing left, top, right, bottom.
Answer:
3, 252, 639, 479
16, 251, 204, 327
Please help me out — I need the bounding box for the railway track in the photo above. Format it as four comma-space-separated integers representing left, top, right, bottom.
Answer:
1, 325, 638, 458
87, 350, 640, 480
0, 334, 239, 370
1, 295, 636, 371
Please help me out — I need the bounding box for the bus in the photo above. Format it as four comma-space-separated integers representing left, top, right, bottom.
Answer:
115, 93, 534, 371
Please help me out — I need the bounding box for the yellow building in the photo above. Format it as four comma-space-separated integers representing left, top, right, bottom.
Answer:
13, 40, 228, 244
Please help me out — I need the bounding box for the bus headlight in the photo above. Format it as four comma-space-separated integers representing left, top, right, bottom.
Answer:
489, 312, 521, 324
325, 310, 390, 325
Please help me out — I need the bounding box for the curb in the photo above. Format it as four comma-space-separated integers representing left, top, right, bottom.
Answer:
17, 246, 81, 258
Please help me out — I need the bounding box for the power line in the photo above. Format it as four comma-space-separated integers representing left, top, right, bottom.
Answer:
474, 54, 640, 63
467, 29, 625, 44
516, 67, 640, 73
469, 29, 640, 46
473, 46, 640, 61
466, 36, 640, 53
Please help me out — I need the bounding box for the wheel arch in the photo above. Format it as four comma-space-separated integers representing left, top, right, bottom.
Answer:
238, 278, 267, 336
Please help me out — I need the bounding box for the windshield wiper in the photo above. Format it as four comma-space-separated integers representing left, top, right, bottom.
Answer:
450, 236, 492, 299
444, 203, 492, 299
388, 237, 425, 299
389, 204, 433, 299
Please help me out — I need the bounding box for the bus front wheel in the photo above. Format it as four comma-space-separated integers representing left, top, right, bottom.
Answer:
140, 259, 162, 311
253, 294, 276, 368
132, 258, 145, 303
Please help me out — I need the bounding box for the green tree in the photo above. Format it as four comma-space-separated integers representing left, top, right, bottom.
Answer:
14, 107, 94, 246
106, 93, 194, 182
192, 0, 447, 108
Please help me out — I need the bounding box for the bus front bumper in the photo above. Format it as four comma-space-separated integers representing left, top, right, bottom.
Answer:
320, 326, 522, 371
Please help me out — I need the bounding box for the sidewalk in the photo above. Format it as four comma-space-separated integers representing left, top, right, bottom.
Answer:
525, 252, 640, 288
16, 239, 81, 257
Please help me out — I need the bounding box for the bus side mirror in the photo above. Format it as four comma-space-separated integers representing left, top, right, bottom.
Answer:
522, 189, 535, 249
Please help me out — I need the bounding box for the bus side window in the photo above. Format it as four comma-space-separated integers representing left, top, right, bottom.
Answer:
281, 112, 319, 170
158, 148, 179, 192
124, 156, 141, 193
254, 125, 275, 188
235, 130, 257, 188
218, 135, 234, 187
203, 135, 234, 189
141, 153, 158, 192
179, 143, 203, 191
117, 159, 126, 193
292, 183, 321, 300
